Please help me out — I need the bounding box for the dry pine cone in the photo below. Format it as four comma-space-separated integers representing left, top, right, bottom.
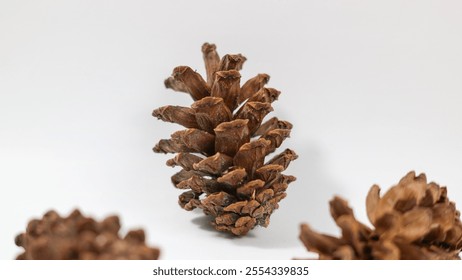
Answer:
153, 43, 297, 235
300, 171, 462, 259
15, 209, 160, 260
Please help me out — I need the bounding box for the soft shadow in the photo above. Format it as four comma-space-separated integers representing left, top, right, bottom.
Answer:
190, 215, 217, 233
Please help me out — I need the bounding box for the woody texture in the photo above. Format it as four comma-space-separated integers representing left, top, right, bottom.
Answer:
15, 209, 160, 260
153, 43, 297, 235
300, 171, 462, 259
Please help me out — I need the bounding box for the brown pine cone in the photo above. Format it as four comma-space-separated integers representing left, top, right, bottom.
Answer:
15, 209, 160, 260
299, 171, 462, 259
153, 43, 297, 235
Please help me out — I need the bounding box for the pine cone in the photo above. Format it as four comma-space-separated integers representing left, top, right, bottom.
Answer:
15, 209, 160, 260
153, 43, 297, 235
299, 171, 462, 259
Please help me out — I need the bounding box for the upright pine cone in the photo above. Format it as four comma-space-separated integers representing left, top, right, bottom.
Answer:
300, 171, 462, 259
15, 209, 160, 260
153, 43, 297, 235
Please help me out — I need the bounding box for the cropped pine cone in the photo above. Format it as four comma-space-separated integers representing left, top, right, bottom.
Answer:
300, 171, 462, 259
15, 209, 160, 260
153, 43, 297, 235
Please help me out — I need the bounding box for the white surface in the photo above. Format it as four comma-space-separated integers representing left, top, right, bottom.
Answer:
1, 0, 461, 260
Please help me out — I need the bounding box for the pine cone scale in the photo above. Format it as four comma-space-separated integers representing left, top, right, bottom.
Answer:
211, 70, 241, 111
171, 66, 210, 100
214, 119, 250, 156
239, 73, 270, 103
152, 106, 199, 129
201, 43, 220, 86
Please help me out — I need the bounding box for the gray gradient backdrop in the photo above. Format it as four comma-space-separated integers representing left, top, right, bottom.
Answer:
1, 0, 461, 259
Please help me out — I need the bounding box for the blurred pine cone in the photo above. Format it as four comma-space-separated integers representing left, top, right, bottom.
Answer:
15, 209, 160, 260
153, 43, 297, 235
300, 171, 462, 259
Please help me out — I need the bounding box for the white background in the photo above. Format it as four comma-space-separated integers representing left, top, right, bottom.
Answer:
1, 0, 461, 260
